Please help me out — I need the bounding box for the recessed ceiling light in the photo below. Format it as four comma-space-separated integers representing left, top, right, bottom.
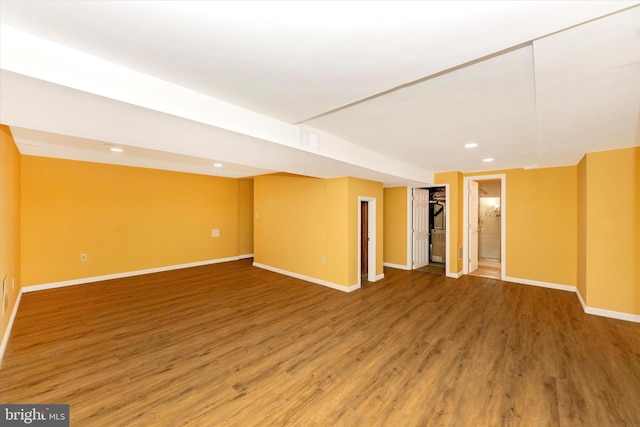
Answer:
213, 163, 223, 168
110, 147, 123, 153
483, 158, 494, 162
464, 143, 478, 148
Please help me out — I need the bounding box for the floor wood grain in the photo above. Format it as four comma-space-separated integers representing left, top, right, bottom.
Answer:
1, 259, 639, 426
471, 261, 501, 279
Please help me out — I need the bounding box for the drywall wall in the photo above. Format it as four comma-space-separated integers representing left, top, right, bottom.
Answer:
505, 166, 577, 286
0, 125, 21, 348
582, 147, 639, 315
238, 178, 254, 257
21, 156, 240, 286
577, 155, 588, 302
435, 167, 578, 286
253, 174, 328, 282
383, 187, 408, 268
254, 174, 383, 289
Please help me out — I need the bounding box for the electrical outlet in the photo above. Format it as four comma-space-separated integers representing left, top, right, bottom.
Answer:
80, 254, 88, 262
321, 256, 326, 264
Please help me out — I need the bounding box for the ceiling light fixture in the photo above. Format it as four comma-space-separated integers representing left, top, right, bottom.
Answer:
464, 143, 478, 148
483, 158, 494, 162
110, 147, 123, 153
213, 163, 223, 168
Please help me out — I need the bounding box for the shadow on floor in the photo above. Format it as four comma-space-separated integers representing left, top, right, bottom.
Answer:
416, 263, 445, 275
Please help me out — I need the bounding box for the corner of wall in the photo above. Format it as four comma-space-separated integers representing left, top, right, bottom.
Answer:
0, 125, 22, 357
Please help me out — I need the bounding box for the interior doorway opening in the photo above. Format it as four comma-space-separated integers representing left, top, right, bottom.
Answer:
463, 175, 506, 280
428, 187, 447, 267
473, 180, 502, 278
412, 186, 448, 276
358, 197, 376, 285
360, 201, 369, 279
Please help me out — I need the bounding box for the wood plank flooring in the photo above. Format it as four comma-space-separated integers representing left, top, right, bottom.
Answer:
470, 262, 501, 279
1, 259, 639, 426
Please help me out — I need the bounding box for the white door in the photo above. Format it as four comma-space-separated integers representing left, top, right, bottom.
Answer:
413, 189, 430, 269
469, 181, 479, 273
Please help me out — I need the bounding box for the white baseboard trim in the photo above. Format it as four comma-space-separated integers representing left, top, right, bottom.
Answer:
447, 271, 463, 279
576, 288, 587, 311
506, 277, 638, 323
344, 283, 360, 292
575, 288, 639, 323
383, 262, 411, 270
252, 262, 360, 293
0, 289, 23, 367
238, 253, 254, 260
373, 273, 385, 282
22, 256, 241, 293
503, 276, 576, 293
583, 305, 640, 323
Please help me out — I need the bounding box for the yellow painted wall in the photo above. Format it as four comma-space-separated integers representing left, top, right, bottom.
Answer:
450, 153, 637, 315
254, 174, 327, 281
505, 167, 577, 286
326, 177, 349, 286
254, 174, 383, 288
347, 177, 384, 284
0, 126, 21, 346
383, 187, 408, 267
435, 171, 463, 275
436, 167, 578, 286
583, 147, 639, 315
21, 156, 240, 286
577, 156, 588, 300
238, 178, 254, 256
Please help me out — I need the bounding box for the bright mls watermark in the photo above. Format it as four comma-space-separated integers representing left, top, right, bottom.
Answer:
1, 405, 69, 426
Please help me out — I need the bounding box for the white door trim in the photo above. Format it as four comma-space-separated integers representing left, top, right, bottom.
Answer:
358, 196, 377, 284
463, 174, 506, 278
468, 180, 479, 273
406, 186, 413, 269
443, 184, 451, 277
412, 188, 430, 269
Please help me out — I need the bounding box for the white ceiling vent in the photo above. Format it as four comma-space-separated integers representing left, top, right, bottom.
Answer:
298, 128, 319, 149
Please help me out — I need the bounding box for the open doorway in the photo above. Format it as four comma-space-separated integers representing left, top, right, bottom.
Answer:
463, 175, 505, 279
361, 201, 369, 280
412, 186, 448, 276
429, 187, 447, 268
358, 197, 376, 284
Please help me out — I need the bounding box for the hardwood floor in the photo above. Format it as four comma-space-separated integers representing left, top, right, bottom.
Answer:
470, 262, 501, 279
1, 259, 639, 426
416, 263, 445, 276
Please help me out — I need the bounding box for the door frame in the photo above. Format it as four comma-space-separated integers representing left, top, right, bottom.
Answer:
412, 188, 430, 269
358, 196, 377, 284
463, 174, 506, 278
410, 185, 451, 276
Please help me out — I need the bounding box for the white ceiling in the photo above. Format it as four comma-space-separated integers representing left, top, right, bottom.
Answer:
1, 1, 639, 186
